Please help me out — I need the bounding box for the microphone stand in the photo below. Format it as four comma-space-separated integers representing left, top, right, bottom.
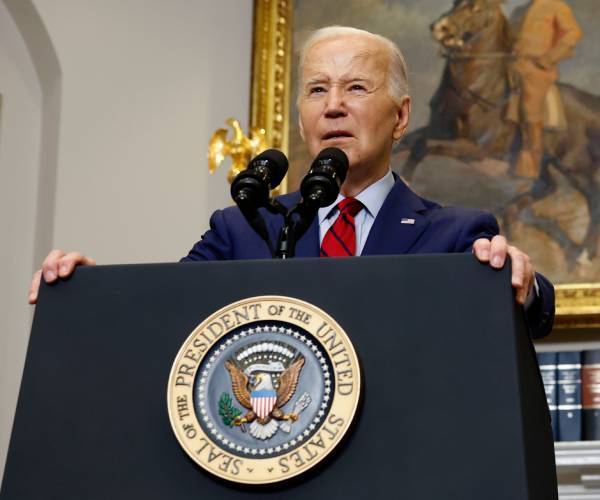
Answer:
234, 147, 347, 260
239, 198, 290, 259
275, 197, 320, 259
276, 221, 295, 259
235, 189, 306, 260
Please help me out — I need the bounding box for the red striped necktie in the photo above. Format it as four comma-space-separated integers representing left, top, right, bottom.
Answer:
320, 197, 364, 257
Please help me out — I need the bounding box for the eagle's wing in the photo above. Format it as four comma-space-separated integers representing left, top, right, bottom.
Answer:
276, 355, 305, 408
248, 127, 268, 154
224, 360, 252, 409
208, 128, 230, 174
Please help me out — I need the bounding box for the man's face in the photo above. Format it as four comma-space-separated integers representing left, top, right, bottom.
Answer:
298, 35, 410, 178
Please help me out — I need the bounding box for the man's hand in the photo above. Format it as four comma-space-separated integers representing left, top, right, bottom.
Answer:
532, 54, 553, 70
28, 250, 96, 305
472, 235, 534, 305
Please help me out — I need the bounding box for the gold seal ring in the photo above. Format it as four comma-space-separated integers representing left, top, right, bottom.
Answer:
167, 295, 361, 484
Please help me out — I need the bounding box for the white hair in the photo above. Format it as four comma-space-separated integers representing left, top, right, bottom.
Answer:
297, 26, 410, 106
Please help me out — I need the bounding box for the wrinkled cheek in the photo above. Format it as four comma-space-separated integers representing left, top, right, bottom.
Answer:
305, 133, 322, 157
377, 114, 400, 144
344, 145, 362, 169
349, 152, 362, 170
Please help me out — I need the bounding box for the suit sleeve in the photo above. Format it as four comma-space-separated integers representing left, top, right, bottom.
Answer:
524, 273, 555, 339
180, 209, 233, 261
546, 3, 582, 64
453, 210, 555, 339
452, 211, 499, 252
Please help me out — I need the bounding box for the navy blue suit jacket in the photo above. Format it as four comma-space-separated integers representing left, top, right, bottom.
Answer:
182, 178, 555, 338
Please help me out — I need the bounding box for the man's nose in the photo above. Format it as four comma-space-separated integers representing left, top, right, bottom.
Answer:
324, 87, 347, 118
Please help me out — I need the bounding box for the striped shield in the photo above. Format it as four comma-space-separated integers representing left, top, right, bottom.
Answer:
250, 389, 277, 419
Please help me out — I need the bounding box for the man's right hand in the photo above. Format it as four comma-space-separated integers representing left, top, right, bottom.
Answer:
28, 250, 96, 304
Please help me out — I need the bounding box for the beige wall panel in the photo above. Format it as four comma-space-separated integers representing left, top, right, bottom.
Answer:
0, 0, 43, 480
1, 0, 253, 481
35, 0, 253, 264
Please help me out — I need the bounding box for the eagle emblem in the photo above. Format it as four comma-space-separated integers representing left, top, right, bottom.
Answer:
220, 341, 310, 440
168, 297, 361, 484
207, 118, 268, 185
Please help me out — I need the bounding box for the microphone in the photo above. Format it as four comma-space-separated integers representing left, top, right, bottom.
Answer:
300, 147, 349, 208
231, 149, 288, 210
276, 147, 349, 258
231, 149, 288, 258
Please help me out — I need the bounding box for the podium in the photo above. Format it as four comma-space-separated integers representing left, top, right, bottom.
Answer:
1, 254, 557, 499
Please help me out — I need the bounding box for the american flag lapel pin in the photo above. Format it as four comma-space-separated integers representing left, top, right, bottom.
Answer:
401, 218, 415, 225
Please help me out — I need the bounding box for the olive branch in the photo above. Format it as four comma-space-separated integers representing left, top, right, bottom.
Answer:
218, 392, 242, 427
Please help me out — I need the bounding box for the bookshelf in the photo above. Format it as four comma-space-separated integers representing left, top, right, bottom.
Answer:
536, 326, 600, 499
555, 442, 600, 498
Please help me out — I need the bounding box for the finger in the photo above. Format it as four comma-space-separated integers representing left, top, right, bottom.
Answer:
507, 246, 534, 305
42, 249, 66, 282
489, 235, 508, 268
510, 249, 525, 288
82, 256, 97, 266
521, 257, 535, 303
57, 252, 83, 277
57, 252, 95, 277
28, 269, 42, 305
516, 277, 530, 305
472, 238, 491, 262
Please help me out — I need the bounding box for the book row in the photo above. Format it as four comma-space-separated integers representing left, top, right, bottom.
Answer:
537, 350, 600, 442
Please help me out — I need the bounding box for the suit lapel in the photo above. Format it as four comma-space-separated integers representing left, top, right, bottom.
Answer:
362, 178, 431, 256
294, 217, 320, 257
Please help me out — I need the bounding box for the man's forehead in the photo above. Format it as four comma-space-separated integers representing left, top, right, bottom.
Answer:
301, 36, 388, 80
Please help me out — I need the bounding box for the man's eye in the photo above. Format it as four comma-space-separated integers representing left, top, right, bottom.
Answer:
349, 84, 366, 91
309, 86, 325, 94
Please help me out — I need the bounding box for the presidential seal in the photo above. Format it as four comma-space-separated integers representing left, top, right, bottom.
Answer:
167, 296, 361, 484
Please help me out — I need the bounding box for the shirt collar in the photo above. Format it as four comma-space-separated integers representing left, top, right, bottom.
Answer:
318, 169, 395, 223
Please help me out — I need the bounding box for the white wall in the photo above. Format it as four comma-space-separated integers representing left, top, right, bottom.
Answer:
35, 0, 253, 264
0, 0, 43, 482
0, 0, 253, 481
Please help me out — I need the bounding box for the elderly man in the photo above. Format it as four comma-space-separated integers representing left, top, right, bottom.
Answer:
29, 26, 554, 338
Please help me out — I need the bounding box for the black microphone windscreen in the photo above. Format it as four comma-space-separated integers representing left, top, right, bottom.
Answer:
314, 147, 349, 183
250, 149, 289, 188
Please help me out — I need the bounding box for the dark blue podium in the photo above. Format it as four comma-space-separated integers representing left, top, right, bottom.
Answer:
1, 254, 557, 499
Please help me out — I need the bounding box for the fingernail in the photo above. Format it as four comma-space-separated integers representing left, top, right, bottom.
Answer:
492, 256, 502, 267
59, 264, 67, 274
46, 271, 56, 280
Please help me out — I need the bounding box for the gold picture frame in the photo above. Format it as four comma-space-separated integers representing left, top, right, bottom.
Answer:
249, 0, 600, 328
250, 0, 293, 194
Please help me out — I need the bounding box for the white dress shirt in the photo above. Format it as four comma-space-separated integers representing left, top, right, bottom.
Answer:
317, 169, 395, 255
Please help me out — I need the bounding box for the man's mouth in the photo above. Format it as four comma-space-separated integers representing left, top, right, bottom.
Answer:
322, 130, 353, 140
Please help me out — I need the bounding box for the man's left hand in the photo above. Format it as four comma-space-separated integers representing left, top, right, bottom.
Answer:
472, 235, 534, 305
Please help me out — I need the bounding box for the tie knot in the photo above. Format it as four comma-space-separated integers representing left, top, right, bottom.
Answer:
337, 197, 363, 217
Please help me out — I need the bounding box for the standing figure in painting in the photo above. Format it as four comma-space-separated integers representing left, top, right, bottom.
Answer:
508, 0, 581, 178
401, 0, 600, 270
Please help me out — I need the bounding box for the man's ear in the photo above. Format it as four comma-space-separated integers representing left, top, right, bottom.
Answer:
392, 96, 411, 141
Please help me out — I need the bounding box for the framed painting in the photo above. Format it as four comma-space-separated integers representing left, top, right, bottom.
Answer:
250, 0, 600, 327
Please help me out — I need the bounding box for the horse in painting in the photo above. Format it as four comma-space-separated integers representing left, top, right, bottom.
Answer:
398, 0, 600, 266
